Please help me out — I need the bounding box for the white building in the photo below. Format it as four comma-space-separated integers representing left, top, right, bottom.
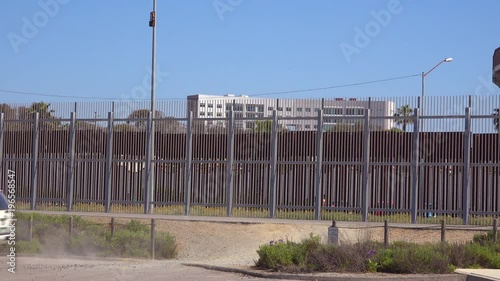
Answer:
187, 94, 395, 131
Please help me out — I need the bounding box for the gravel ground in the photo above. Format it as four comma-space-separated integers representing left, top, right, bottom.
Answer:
82, 217, 487, 266
0, 218, 486, 280
1, 257, 295, 281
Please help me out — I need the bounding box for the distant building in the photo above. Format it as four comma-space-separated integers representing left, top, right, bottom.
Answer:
187, 94, 395, 131
494, 47, 500, 87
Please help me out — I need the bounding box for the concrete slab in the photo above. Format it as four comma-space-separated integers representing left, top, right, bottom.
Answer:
455, 269, 500, 281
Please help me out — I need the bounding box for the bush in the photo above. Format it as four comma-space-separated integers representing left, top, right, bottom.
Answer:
12, 214, 178, 260
377, 243, 451, 274
464, 243, 500, 269
155, 232, 178, 259
473, 231, 495, 246
255, 235, 321, 271
307, 241, 378, 272
255, 236, 500, 274
16, 240, 42, 254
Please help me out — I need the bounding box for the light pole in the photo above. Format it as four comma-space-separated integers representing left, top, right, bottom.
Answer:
148, 0, 156, 214
421, 57, 453, 132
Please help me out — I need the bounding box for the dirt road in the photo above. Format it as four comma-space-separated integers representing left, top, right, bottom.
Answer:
1, 257, 295, 281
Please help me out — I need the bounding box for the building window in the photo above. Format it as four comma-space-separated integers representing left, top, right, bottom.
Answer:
324, 107, 343, 115
346, 108, 363, 116
297, 107, 303, 112
217, 104, 223, 109
314, 108, 319, 112
257, 105, 265, 112
216, 113, 222, 117
305, 124, 311, 129
200, 103, 206, 107
234, 103, 244, 111
305, 108, 311, 112
268, 106, 274, 111
277, 107, 283, 111
207, 112, 213, 116
286, 107, 292, 112
208, 103, 213, 108
200, 112, 205, 116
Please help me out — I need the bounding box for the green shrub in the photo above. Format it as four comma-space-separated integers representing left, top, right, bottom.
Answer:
12, 213, 178, 260
256, 237, 500, 274
124, 220, 150, 233
155, 232, 178, 259
16, 240, 42, 254
473, 232, 494, 245
377, 243, 450, 274
464, 243, 500, 269
256, 242, 300, 269
307, 241, 378, 273
108, 228, 151, 258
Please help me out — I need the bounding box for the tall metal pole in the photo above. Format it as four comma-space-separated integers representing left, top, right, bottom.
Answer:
421, 72, 425, 133
420, 58, 453, 133
148, 0, 157, 214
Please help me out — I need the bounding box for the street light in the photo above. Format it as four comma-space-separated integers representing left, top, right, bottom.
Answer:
421, 57, 453, 131
145, 0, 156, 214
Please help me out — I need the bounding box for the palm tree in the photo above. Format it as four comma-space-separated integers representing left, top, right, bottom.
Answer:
493, 108, 499, 131
394, 105, 414, 132
30, 102, 56, 119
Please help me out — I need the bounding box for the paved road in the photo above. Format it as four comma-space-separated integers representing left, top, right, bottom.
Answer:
1, 257, 297, 281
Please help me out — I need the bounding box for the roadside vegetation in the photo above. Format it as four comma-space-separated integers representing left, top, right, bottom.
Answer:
255, 233, 500, 274
0, 213, 177, 259
14, 202, 496, 226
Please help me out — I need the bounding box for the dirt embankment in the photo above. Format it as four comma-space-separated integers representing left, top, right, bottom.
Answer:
83, 217, 487, 266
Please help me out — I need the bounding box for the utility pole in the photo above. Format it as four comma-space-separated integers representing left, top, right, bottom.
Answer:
148, 0, 157, 214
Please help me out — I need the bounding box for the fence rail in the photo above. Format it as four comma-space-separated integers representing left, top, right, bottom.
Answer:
1, 96, 500, 225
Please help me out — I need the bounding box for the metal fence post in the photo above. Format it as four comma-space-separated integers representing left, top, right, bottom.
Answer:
66, 112, 76, 212
411, 108, 420, 224
144, 111, 153, 214
269, 111, 279, 218
30, 112, 40, 210
226, 111, 235, 217
150, 219, 156, 259
314, 110, 324, 220
105, 112, 114, 213
184, 112, 193, 216
361, 109, 371, 222
0, 113, 4, 174
462, 107, 471, 225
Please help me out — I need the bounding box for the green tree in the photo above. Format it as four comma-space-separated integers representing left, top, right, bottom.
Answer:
113, 123, 138, 132
155, 117, 186, 134
0, 104, 17, 120
394, 105, 414, 132
18, 102, 61, 129
254, 120, 273, 133
30, 102, 56, 119
127, 109, 165, 129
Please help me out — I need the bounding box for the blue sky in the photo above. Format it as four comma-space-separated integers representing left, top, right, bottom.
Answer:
1, 0, 499, 104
